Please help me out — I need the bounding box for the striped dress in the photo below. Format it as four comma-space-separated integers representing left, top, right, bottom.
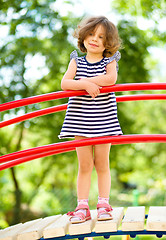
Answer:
59, 50, 123, 139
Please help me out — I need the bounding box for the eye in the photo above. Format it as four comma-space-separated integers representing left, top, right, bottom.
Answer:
99, 34, 104, 39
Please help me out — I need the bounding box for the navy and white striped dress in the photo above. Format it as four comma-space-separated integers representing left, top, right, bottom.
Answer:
59, 50, 123, 139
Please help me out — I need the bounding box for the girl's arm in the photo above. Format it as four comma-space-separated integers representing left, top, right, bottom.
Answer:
61, 59, 101, 98
79, 60, 117, 86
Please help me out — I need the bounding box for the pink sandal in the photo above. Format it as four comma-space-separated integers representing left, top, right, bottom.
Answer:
97, 203, 113, 221
67, 204, 91, 224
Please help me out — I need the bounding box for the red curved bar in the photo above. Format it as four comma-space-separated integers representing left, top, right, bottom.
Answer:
0, 83, 166, 171
0, 134, 166, 171
0, 135, 166, 166
0, 104, 67, 128
0, 83, 166, 112
0, 148, 75, 171
0, 94, 166, 128
117, 94, 166, 102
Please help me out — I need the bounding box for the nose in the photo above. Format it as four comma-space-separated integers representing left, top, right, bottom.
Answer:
92, 34, 97, 41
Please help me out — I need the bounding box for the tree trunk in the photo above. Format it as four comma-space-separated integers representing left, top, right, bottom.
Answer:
10, 167, 22, 225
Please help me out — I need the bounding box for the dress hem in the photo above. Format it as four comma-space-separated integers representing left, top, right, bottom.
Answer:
58, 132, 123, 139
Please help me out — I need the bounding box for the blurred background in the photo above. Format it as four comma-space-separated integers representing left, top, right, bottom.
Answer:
0, 0, 166, 237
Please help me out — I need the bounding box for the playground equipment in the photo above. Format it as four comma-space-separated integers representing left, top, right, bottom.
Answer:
0, 83, 166, 240
0, 206, 166, 240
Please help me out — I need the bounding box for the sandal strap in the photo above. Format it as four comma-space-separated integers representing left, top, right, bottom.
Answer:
97, 203, 113, 219
97, 203, 113, 212
67, 204, 90, 217
70, 211, 86, 220
67, 204, 91, 222
75, 204, 89, 211
67, 211, 75, 216
98, 209, 112, 216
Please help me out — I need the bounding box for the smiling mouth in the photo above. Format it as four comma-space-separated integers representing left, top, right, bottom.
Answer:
89, 43, 98, 47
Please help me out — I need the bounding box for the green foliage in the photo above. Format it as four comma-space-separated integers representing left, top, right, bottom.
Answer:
117, 20, 152, 84
112, 0, 166, 19
0, 0, 166, 229
0, 0, 79, 226
109, 0, 166, 212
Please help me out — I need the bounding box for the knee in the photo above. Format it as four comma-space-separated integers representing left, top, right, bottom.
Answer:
79, 161, 94, 174
95, 159, 110, 174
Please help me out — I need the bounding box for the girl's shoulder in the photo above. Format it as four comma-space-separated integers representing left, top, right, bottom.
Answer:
70, 50, 84, 65
104, 51, 121, 72
104, 51, 121, 63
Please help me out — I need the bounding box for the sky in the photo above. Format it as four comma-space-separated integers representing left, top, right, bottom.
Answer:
53, 0, 118, 23
54, 0, 166, 31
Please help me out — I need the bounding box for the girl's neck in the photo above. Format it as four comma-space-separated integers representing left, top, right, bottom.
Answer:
86, 52, 103, 63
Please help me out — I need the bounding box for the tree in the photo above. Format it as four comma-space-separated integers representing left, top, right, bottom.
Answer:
0, 0, 166, 228
0, 0, 78, 226
109, 0, 166, 205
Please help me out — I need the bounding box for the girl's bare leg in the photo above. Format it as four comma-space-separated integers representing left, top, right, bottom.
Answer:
75, 136, 94, 199
94, 143, 111, 198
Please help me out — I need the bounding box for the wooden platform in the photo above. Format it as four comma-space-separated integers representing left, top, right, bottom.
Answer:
1, 207, 166, 240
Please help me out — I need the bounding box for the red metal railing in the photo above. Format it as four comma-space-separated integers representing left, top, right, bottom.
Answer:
0, 134, 166, 171
0, 83, 166, 171
0, 94, 166, 128
1, 83, 166, 112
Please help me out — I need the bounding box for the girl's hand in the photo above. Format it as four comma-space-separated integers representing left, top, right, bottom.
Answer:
84, 81, 102, 98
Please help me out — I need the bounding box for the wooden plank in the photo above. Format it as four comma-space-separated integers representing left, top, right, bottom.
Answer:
0, 224, 22, 240
17, 215, 61, 240
68, 210, 97, 236
122, 206, 145, 231
94, 207, 124, 233
146, 206, 166, 231
43, 214, 70, 238
0, 219, 41, 240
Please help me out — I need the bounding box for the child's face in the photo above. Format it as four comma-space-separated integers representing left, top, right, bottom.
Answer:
83, 25, 106, 56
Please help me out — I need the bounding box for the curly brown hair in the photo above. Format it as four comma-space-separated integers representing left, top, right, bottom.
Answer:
73, 16, 122, 57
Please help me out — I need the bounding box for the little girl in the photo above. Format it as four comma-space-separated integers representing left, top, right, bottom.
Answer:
59, 16, 123, 223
